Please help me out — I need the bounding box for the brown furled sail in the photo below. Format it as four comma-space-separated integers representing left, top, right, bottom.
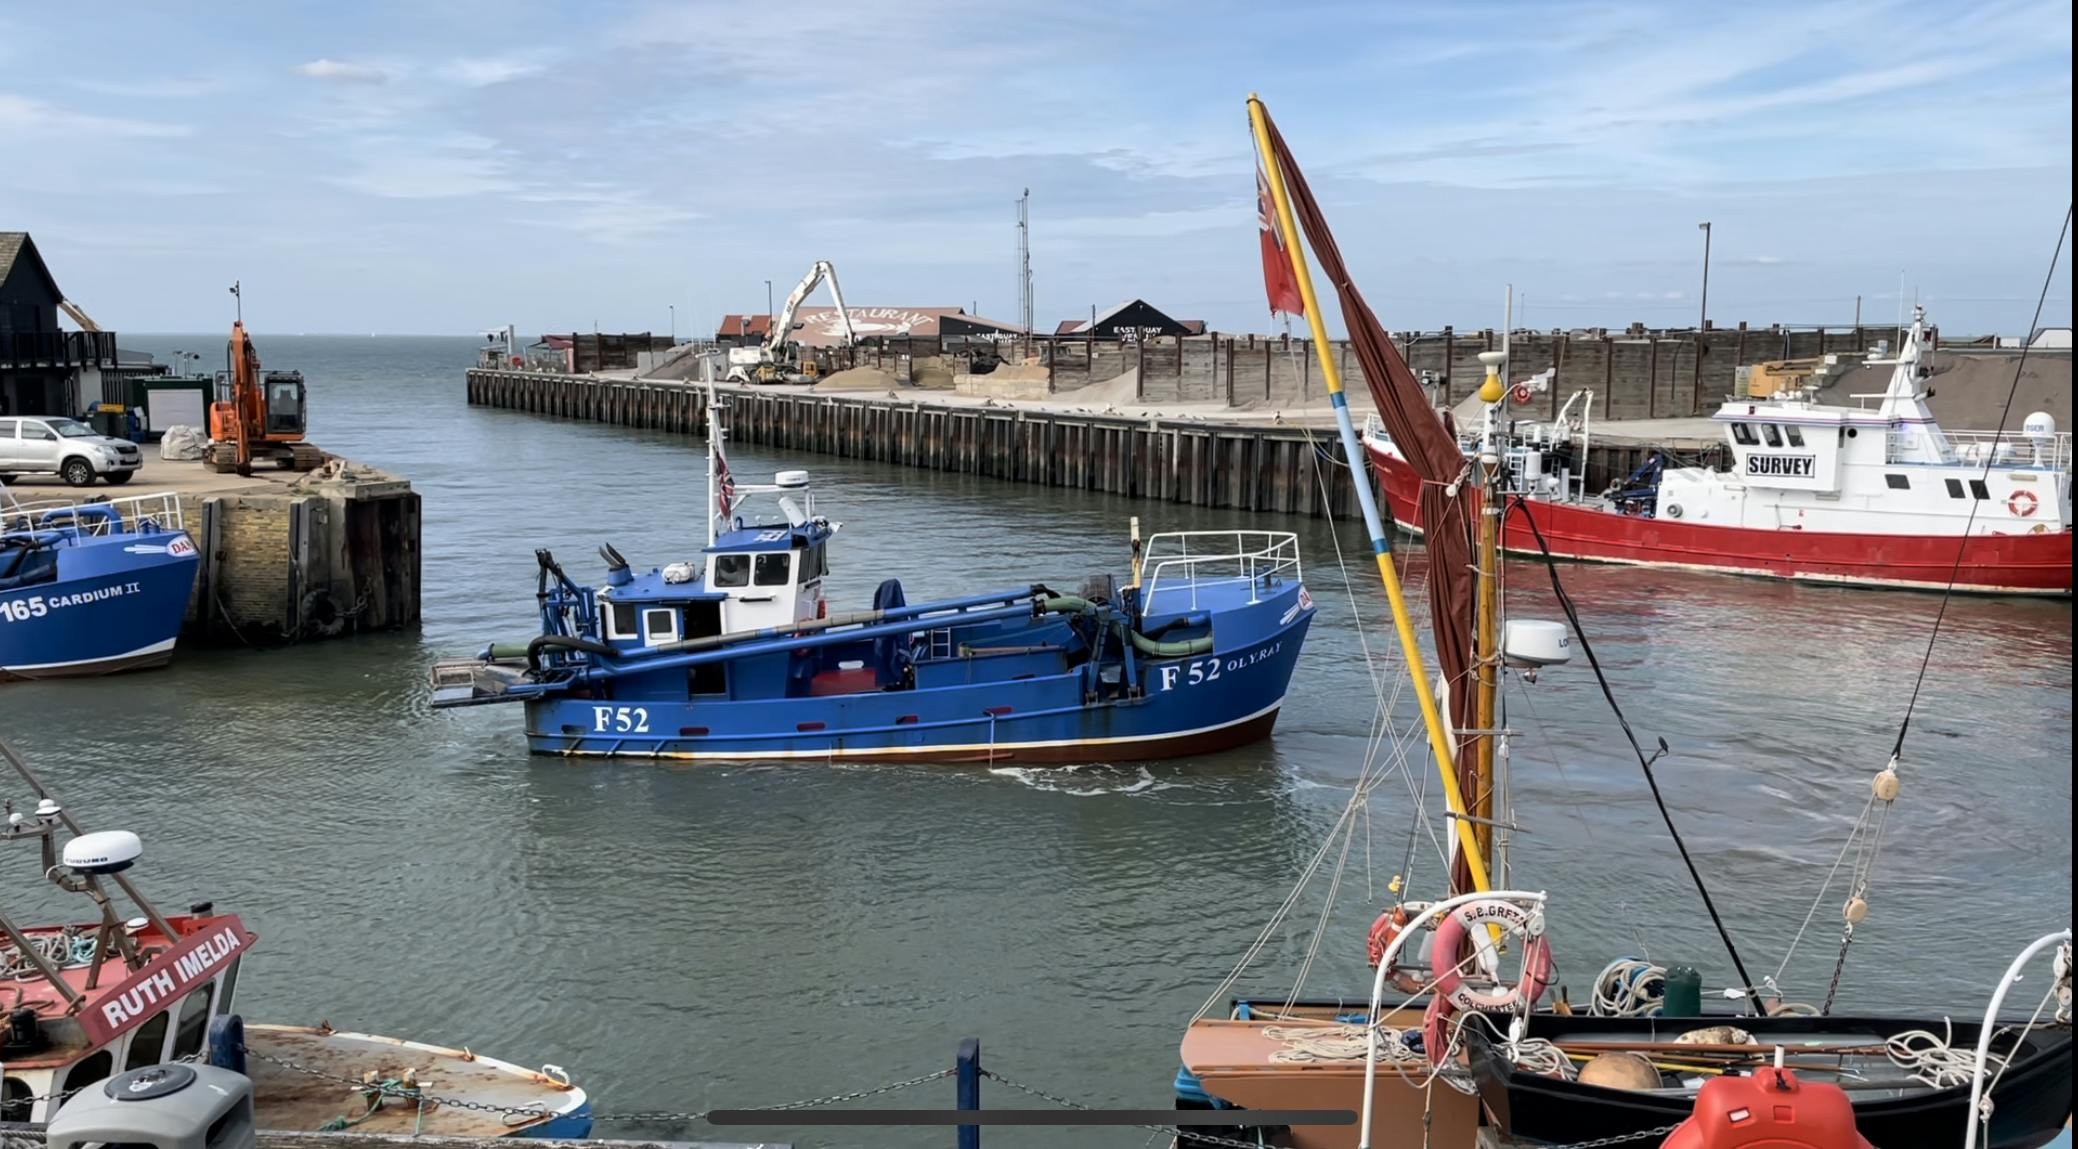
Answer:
1262, 110, 1482, 889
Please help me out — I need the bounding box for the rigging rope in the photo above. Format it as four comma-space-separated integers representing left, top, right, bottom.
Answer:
1888, 203, 2072, 764
1503, 495, 1758, 1000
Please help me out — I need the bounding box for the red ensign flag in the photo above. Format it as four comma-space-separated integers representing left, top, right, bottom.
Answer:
1257, 167, 1305, 316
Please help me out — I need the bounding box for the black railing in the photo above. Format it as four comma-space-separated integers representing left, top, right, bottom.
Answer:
0, 330, 118, 370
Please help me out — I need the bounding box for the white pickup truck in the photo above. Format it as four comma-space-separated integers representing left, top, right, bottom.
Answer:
0, 415, 143, 486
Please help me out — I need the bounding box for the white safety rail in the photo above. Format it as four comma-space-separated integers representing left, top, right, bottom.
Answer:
0, 490, 187, 540
1887, 428, 2072, 473
1140, 530, 1302, 611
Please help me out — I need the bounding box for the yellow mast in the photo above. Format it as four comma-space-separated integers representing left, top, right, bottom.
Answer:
1472, 352, 1507, 869
1247, 94, 1491, 894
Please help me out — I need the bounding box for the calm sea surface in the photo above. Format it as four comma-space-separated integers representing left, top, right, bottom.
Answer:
4, 336, 2069, 1147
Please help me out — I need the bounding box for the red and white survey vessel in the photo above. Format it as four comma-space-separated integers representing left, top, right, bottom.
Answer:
1363, 307, 2071, 595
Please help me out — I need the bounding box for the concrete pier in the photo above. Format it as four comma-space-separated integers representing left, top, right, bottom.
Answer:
464, 370, 1714, 519
471, 369, 1377, 517
6, 455, 421, 646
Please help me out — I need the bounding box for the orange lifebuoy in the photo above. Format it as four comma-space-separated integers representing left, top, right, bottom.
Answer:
1366, 905, 1427, 994
1510, 383, 1534, 405
2008, 489, 2038, 517
1429, 898, 1553, 1013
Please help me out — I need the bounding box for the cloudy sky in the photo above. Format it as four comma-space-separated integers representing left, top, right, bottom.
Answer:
2, 0, 2070, 337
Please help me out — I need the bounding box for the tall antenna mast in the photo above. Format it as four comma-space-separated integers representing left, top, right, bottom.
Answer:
1017, 189, 1033, 357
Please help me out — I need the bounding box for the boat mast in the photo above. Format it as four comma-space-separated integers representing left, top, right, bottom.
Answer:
705, 380, 720, 547
1471, 294, 1509, 874
1248, 95, 1492, 893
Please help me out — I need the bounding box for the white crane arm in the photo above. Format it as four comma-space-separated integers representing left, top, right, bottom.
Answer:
764, 259, 855, 351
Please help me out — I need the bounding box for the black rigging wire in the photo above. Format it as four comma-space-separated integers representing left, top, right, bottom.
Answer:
1504, 495, 1759, 1001
1889, 203, 2072, 763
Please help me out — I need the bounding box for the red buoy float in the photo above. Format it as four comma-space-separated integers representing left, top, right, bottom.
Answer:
1659, 1066, 1873, 1149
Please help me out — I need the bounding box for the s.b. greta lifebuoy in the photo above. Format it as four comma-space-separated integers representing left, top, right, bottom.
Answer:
2008, 489, 2039, 517
1429, 898, 1554, 1014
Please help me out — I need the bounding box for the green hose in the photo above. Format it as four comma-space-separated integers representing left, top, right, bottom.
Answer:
1041, 595, 1213, 657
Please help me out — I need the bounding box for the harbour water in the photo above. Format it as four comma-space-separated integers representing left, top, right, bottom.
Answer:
5, 336, 2070, 1148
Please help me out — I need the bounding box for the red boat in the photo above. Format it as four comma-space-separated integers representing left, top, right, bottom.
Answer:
1364, 309, 2072, 597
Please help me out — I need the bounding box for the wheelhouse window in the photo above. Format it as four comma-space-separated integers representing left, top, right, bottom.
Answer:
171, 986, 213, 1060
753, 553, 792, 587
1885, 474, 1910, 490
797, 543, 827, 585
1784, 425, 1805, 447
1969, 478, 1990, 501
1945, 478, 1965, 498
642, 607, 680, 646
218, 957, 242, 1012
713, 554, 751, 588
2, 1077, 33, 1124
604, 601, 640, 639
124, 1011, 171, 1070
1731, 423, 1758, 445
1761, 423, 1784, 447
62, 1050, 114, 1096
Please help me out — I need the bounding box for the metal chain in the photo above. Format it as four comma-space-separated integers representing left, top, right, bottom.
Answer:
982, 1067, 1678, 1149
240, 1046, 557, 1120
590, 1067, 954, 1125
1821, 922, 1855, 1015
1537, 1124, 1686, 1149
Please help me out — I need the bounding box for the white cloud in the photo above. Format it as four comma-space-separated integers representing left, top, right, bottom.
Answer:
295, 58, 389, 84
0, 94, 191, 139
331, 135, 513, 198
441, 55, 548, 87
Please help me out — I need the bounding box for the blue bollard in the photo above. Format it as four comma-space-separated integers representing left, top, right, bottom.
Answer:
207, 1014, 247, 1075
955, 1037, 981, 1149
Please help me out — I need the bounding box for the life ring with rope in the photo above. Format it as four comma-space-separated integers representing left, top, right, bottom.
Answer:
1510, 383, 1535, 406
1366, 905, 1427, 995
2007, 489, 2038, 517
1429, 898, 1554, 1014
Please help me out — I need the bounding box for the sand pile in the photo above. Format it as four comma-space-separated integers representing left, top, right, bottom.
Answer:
1053, 369, 1142, 408
986, 363, 1051, 384
813, 366, 902, 392
911, 356, 956, 390
1818, 353, 2070, 430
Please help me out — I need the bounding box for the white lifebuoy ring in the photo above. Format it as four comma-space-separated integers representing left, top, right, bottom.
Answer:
2008, 489, 2038, 517
1429, 898, 1554, 1013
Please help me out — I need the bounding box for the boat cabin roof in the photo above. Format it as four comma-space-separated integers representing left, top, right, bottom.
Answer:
1712, 400, 1880, 428
12, 912, 252, 1067
707, 518, 832, 554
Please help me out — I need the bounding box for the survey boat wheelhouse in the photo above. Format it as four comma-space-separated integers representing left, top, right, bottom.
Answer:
430, 392, 1316, 762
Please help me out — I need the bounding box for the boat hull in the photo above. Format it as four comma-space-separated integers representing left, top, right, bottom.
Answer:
1369, 446, 2074, 595
243, 1023, 593, 1139
1, 530, 200, 680
1468, 1013, 2074, 1149
521, 609, 1311, 761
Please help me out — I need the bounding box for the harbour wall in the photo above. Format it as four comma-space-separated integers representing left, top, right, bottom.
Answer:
464, 370, 1691, 520
144, 467, 421, 646
847, 323, 1922, 419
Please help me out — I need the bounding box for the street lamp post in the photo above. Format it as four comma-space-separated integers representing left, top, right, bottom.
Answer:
1697, 221, 1712, 332
765, 280, 774, 326
669, 305, 676, 343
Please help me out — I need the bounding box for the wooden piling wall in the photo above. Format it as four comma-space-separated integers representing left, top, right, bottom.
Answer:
466, 370, 1376, 520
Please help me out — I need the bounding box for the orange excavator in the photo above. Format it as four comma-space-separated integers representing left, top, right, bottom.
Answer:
206, 286, 323, 474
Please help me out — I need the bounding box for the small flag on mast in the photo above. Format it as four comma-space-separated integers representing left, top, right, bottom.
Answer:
1257, 167, 1305, 316
715, 448, 737, 521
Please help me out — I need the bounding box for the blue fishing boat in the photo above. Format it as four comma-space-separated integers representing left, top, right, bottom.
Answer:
431, 391, 1316, 761
1, 487, 200, 680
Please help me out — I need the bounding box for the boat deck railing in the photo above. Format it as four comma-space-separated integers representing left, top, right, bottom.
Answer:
1141, 530, 1302, 611
1887, 428, 2071, 473
0, 490, 187, 539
